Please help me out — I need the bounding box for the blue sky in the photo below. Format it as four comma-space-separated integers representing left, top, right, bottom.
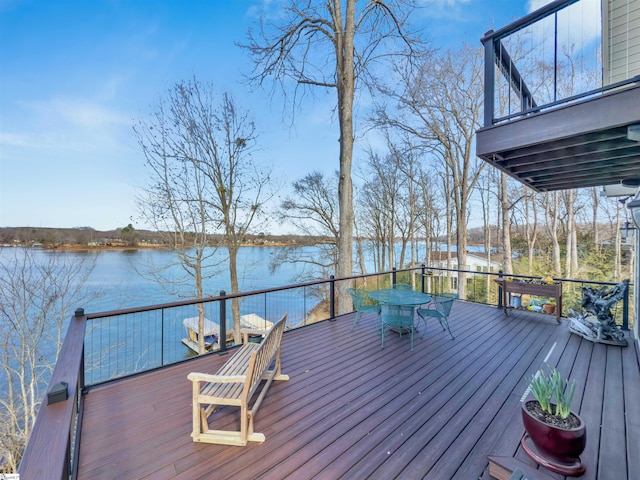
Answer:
0, 0, 547, 233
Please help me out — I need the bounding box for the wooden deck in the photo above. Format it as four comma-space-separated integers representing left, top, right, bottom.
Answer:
76, 301, 640, 479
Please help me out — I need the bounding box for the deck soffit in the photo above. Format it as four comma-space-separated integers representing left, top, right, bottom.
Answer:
476, 84, 640, 192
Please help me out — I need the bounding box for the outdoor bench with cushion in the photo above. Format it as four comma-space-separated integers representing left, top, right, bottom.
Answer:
187, 313, 288, 446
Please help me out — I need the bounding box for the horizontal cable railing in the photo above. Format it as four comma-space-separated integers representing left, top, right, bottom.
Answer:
83, 282, 327, 386
81, 269, 411, 386
83, 266, 635, 386
19, 265, 634, 479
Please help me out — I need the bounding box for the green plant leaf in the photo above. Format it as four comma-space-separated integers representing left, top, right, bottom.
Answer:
529, 365, 576, 419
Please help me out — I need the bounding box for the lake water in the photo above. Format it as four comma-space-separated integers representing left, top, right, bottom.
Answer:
0, 243, 480, 384
1, 245, 331, 383
1, 241, 484, 313
0, 245, 322, 313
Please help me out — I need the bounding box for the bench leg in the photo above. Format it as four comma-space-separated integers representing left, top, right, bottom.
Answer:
273, 348, 289, 381
194, 429, 265, 446
241, 404, 248, 444
191, 381, 203, 439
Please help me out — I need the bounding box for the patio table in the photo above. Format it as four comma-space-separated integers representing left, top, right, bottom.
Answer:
369, 288, 431, 338
368, 288, 432, 306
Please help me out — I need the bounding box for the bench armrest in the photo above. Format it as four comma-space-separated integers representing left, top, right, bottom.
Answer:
241, 328, 269, 335
187, 372, 246, 384
241, 328, 269, 343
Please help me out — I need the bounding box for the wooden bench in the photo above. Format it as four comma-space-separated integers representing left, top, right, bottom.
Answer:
187, 314, 289, 446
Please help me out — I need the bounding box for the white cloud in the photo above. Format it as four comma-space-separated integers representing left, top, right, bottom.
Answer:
25, 96, 130, 131
0, 95, 135, 160
526, 0, 600, 45
246, 0, 283, 21
527, 0, 554, 12
0, 132, 34, 148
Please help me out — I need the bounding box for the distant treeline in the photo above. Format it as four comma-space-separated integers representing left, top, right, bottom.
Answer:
0, 226, 332, 248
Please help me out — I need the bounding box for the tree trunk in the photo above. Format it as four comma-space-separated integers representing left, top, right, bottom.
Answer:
525, 191, 538, 275
455, 189, 468, 299
501, 173, 513, 274
591, 187, 600, 252
444, 174, 453, 291
335, 0, 355, 314
229, 245, 242, 344
546, 192, 562, 276
564, 190, 574, 277
196, 261, 206, 354
614, 204, 623, 281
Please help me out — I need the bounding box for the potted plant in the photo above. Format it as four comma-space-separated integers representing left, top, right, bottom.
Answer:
543, 301, 556, 315
521, 366, 586, 476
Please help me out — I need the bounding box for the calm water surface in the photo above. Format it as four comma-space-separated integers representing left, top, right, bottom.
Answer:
1, 246, 326, 382
22, 246, 322, 313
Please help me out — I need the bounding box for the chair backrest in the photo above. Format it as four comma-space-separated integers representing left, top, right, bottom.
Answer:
441, 292, 459, 300
430, 296, 455, 316
392, 283, 413, 290
347, 288, 373, 310
381, 304, 415, 328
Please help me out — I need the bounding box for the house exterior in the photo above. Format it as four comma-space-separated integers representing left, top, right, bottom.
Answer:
604, 0, 640, 85
427, 251, 503, 273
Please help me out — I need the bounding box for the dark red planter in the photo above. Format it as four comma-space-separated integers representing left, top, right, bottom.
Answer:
521, 400, 586, 475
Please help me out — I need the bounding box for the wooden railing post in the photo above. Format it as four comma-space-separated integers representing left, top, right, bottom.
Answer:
421, 264, 426, 293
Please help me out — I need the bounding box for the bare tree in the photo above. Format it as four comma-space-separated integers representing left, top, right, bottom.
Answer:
561, 189, 580, 277
243, 0, 421, 313
374, 44, 485, 298
543, 191, 563, 275
360, 152, 397, 271
589, 187, 601, 251
0, 248, 97, 472
389, 138, 426, 272
135, 79, 273, 347
524, 189, 540, 275
415, 168, 442, 269
359, 168, 391, 272
499, 174, 515, 274
274, 171, 339, 279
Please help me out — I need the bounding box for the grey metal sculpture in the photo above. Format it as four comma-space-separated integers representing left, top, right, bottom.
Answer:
568, 280, 628, 346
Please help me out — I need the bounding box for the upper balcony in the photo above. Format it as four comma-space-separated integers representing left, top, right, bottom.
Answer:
476, 0, 640, 192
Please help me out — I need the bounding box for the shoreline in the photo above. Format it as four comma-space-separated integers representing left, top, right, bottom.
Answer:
26, 241, 308, 252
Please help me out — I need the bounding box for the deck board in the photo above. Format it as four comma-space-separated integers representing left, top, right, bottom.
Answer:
599, 347, 627, 479
623, 342, 640, 477
76, 301, 639, 480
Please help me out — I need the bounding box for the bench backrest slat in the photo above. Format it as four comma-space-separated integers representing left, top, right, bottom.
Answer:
243, 314, 287, 402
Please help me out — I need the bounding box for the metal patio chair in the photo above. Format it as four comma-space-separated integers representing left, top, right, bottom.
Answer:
347, 288, 381, 331
416, 293, 457, 339
380, 304, 416, 351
